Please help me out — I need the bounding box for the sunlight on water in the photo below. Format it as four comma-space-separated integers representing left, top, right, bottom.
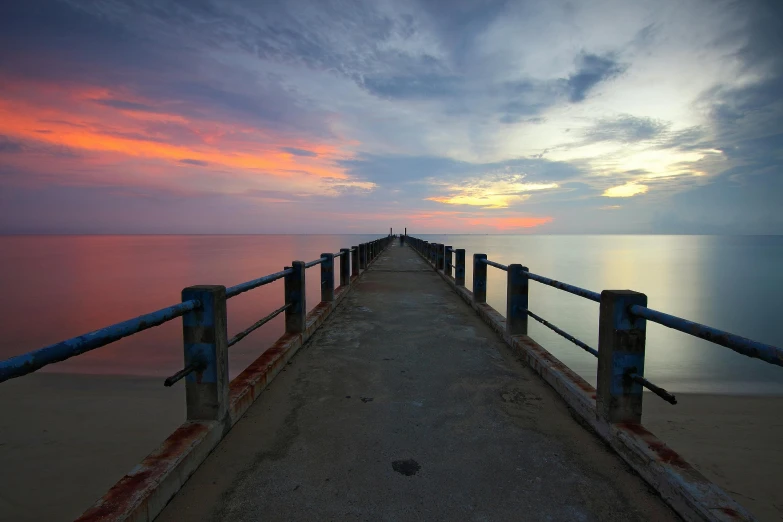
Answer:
1, 234, 781, 394
420, 235, 783, 395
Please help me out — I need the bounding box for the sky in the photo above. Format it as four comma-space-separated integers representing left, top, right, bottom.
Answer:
0, 0, 781, 234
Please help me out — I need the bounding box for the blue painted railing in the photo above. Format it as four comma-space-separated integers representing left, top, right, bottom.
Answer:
0, 236, 392, 385
406, 235, 782, 418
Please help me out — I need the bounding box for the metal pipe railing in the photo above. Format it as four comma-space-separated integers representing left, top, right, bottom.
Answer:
227, 303, 291, 348
404, 233, 775, 417
481, 259, 508, 271
0, 235, 394, 387
305, 257, 326, 268
526, 272, 601, 302
226, 268, 292, 298
630, 304, 783, 367
0, 299, 201, 383
527, 309, 598, 357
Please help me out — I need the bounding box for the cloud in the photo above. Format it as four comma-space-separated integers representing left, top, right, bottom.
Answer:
1, 0, 781, 234
583, 115, 670, 144
429, 176, 559, 209
466, 216, 554, 230
281, 147, 318, 157
0, 135, 23, 153
93, 98, 162, 113
565, 52, 626, 103
179, 158, 208, 166
362, 73, 460, 100
602, 182, 648, 198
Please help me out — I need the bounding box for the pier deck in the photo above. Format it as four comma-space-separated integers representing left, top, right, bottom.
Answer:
157, 243, 675, 521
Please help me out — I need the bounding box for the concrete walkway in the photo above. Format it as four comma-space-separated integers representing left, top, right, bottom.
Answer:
158, 243, 676, 521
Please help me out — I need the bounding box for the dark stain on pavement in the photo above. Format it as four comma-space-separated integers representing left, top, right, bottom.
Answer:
392, 459, 421, 476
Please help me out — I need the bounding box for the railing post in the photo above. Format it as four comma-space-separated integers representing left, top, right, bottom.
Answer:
284, 261, 306, 334
444, 246, 452, 277
437, 244, 445, 271
340, 248, 350, 287
320, 253, 334, 302
473, 254, 487, 303
506, 264, 528, 336
181, 285, 229, 422
423, 241, 429, 263
455, 249, 466, 286
597, 290, 647, 424
351, 246, 360, 277
359, 243, 367, 269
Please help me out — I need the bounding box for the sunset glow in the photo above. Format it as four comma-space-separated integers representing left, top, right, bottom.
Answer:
1, 0, 780, 234
602, 183, 649, 198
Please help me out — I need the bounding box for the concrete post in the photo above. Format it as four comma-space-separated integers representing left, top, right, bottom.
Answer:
506, 264, 528, 336
351, 246, 360, 277
181, 285, 229, 422
284, 261, 306, 334
340, 248, 350, 287
436, 244, 445, 271
444, 246, 452, 277
455, 249, 466, 286
473, 254, 487, 303
597, 290, 647, 424
320, 253, 334, 302
359, 244, 367, 269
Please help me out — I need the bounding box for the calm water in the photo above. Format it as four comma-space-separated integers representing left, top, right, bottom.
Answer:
1, 235, 781, 394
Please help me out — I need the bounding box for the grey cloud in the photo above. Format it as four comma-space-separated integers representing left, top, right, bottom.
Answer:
637, 0, 783, 235
0, 136, 24, 153
497, 80, 563, 123
339, 155, 473, 186
0, 135, 81, 158
340, 154, 582, 193
93, 98, 162, 113
565, 52, 626, 103
281, 147, 318, 157
0, 0, 188, 85
179, 159, 209, 166
583, 115, 670, 143
655, 127, 707, 151
362, 73, 460, 99
1, 1, 334, 139
698, 0, 783, 176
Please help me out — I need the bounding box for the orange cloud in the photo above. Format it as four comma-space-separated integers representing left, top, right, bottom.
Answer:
401, 210, 553, 232
0, 79, 353, 187
467, 216, 553, 230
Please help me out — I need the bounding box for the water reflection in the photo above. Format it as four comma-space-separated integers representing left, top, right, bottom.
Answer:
0, 235, 380, 379
1, 235, 781, 393
420, 235, 783, 394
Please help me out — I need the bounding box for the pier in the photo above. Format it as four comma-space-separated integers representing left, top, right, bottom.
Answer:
2, 234, 781, 521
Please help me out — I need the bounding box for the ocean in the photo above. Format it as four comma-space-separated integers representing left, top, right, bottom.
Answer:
1, 234, 781, 394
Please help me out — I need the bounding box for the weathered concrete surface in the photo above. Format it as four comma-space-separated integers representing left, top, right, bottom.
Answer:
157, 243, 677, 521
